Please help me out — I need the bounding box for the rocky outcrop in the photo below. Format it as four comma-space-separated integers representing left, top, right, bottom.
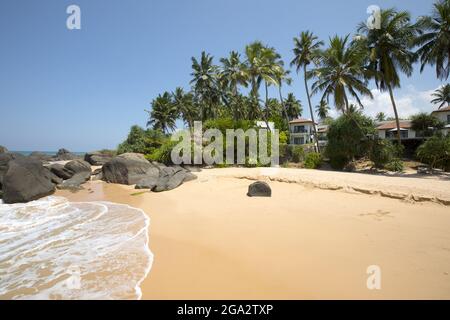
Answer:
57, 172, 91, 191
2, 158, 55, 203
247, 181, 272, 197
0, 152, 25, 188
102, 153, 155, 185
48, 163, 74, 180
53, 148, 80, 161
153, 166, 197, 192
29, 152, 52, 162
84, 151, 114, 166
64, 159, 91, 175
135, 167, 160, 189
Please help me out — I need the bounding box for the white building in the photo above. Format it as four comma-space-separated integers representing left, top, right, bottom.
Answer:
431, 106, 450, 136
376, 120, 417, 140
289, 118, 316, 145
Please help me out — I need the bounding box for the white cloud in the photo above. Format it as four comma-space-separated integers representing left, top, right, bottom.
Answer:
355, 85, 439, 119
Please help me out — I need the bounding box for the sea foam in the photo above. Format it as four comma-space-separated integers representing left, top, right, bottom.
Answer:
0, 196, 153, 300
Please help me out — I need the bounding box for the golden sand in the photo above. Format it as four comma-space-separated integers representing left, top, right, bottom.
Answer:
57, 168, 450, 299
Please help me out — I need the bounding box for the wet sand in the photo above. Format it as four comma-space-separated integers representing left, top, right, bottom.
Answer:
57, 168, 450, 299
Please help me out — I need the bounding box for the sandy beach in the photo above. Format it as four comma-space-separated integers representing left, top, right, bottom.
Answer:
55, 168, 450, 299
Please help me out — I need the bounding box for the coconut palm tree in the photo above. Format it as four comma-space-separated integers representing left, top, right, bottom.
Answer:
190, 51, 220, 120
375, 112, 387, 122
244, 41, 266, 101
356, 8, 418, 145
147, 92, 178, 133
274, 68, 293, 131
309, 35, 373, 114
291, 31, 324, 151
284, 93, 302, 120
431, 84, 450, 108
219, 51, 248, 96
315, 100, 330, 120
172, 87, 198, 129
415, 0, 450, 80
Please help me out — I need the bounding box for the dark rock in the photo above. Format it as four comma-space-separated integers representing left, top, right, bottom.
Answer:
29, 151, 52, 162
43, 168, 64, 185
135, 167, 160, 189
153, 166, 188, 192
2, 158, 55, 203
102, 153, 154, 185
54, 148, 80, 161
65, 159, 91, 175
49, 163, 74, 180
84, 151, 114, 166
183, 172, 198, 182
247, 181, 271, 197
92, 168, 102, 176
0, 152, 25, 188
0, 145, 8, 154
57, 172, 91, 191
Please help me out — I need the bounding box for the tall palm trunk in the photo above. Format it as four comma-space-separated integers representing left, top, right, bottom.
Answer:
264, 82, 271, 132
304, 67, 320, 152
278, 86, 291, 133
387, 84, 402, 146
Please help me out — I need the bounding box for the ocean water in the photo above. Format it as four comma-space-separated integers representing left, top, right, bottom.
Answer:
0, 197, 153, 300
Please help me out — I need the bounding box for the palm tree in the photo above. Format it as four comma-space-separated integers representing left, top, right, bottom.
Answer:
431, 84, 450, 108
190, 51, 220, 120
415, 0, 450, 80
172, 87, 198, 129
275, 67, 293, 131
244, 41, 266, 101
315, 100, 330, 120
309, 35, 373, 113
284, 93, 302, 120
147, 92, 178, 133
291, 31, 324, 151
219, 51, 249, 121
375, 112, 387, 122
357, 8, 418, 145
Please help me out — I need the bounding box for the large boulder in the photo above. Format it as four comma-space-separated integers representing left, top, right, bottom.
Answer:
153, 166, 191, 192
54, 148, 79, 161
84, 151, 114, 166
48, 163, 74, 180
135, 167, 160, 189
0, 152, 25, 188
65, 159, 91, 174
57, 172, 91, 191
29, 151, 53, 162
102, 153, 155, 185
247, 181, 272, 197
0, 145, 8, 154
2, 158, 55, 203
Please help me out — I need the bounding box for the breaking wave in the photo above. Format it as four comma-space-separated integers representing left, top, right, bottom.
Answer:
0, 196, 153, 300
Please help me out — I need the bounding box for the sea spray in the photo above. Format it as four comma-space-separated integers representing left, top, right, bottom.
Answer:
0, 196, 153, 300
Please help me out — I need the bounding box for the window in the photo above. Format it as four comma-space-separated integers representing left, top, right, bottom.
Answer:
386, 130, 408, 139
447, 114, 450, 124
294, 125, 307, 133
293, 137, 305, 145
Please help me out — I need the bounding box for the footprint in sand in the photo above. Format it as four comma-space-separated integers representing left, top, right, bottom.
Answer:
359, 210, 393, 221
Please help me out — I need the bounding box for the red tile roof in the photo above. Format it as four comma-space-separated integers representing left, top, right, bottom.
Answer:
376, 121, 412, 130
431, 106, 450, 113
289, 118, 316, 124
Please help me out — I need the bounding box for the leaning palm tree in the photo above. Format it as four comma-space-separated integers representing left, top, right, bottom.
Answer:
431, 84, 450, 108
147, 92, 178, 133
274, 67, 293, 131
309, 35, 373, 114
375, 112, 387, 122
356, 8, 418, 145
284, 93, 303, 120
172, 87, 198, 129
190, 51, 220, 120
315, 100, 330, 120
415, 0, 450, 80
291, 31, 324, 151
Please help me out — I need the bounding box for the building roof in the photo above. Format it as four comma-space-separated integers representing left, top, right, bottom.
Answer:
289, 118, 316, 125
431, 106, 450, 113
376, 120, 412, 130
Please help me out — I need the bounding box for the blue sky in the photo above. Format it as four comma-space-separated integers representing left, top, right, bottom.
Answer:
0, 0, 443, 151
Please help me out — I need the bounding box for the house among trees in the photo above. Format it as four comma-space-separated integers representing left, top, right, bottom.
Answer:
376, 120, 416, 140
431, 106, 450, 136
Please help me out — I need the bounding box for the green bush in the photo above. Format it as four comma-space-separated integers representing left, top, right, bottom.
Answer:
369, 139, 397, 169
291, 145, 305, 163
385, 158, 404, 172
416, 134, 450, 170
325, 112, 375, 170
146, 140, 178, 165
118, 125, 167, 155
304, 152, 322, 169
